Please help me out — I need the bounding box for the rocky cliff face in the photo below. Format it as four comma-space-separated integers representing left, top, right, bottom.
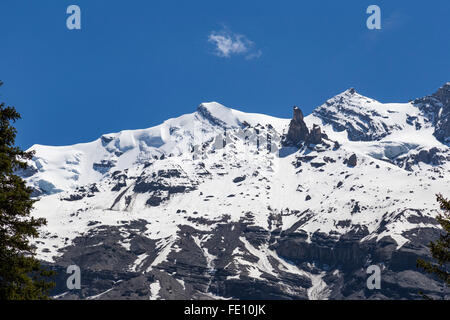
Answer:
285, 107, 310, 146
414, 82, 450, 143
46, 215, 445, 300
23, 85, 450, 300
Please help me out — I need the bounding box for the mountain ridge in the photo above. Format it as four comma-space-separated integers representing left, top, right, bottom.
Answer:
22, 83, 450, 300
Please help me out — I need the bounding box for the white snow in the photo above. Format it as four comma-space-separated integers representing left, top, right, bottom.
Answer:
149, 281, 161, 300
24, 92, 449, 300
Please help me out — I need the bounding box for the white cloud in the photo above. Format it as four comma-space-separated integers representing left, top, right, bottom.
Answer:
245, 49, 262, 60
208, 28, 261, 59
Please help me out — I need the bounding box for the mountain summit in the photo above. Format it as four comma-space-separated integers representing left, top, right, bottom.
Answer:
23, 84, 450, 300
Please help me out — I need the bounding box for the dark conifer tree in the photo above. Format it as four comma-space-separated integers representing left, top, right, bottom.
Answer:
0, 81, 54, 299
417, 194, 450, 296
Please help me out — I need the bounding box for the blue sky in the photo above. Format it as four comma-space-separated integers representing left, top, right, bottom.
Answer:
0, 0, 449, 149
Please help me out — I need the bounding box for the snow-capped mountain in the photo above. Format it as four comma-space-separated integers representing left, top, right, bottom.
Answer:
23, 83, 450, 300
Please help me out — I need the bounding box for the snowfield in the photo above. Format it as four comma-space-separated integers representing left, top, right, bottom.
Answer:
23, 84, 450, 300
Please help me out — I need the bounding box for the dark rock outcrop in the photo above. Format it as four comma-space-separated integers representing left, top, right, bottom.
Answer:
233, 176, 246, 183
393, 147, 449, 171
414, 82, 450, 143
283, 106, 325, 146
347, 154, 357, 167
414, 147, 442, 164
309, 124, 323, 144
62, 184, 99, 201
285, 107, 310, 146
132, 168, 197, 207
93, 160, 116, 174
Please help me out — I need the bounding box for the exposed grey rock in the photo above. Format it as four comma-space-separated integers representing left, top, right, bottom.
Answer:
62, 184, 99, 201
309, 124, 323, 144
93, 160, 116, 174
283, 107, 327, 147
45, 208, 447, 301
111, 173, 127, 191
232, 176, 246, 183
347, 154, 357, 167
284, 107, 310, 146
414, 147, 444, 165
311, 162, 326, 168
414, 82, 450, 143
129, 167, 197, 207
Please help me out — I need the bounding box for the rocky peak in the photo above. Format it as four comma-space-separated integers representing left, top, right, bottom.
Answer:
347, 87, 356, 95
333, 87, 362, 102
283, 106, 310, 146
433, 82, 450, 106
312, 88, 403, 142
293, 106, 304, 123
414, 82, 450, 143
283, 106, 325, 146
